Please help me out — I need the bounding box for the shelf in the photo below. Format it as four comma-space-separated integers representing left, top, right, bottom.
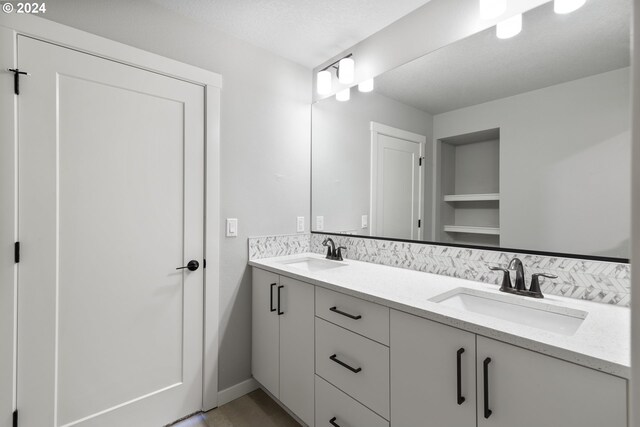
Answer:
443, 225, 500, 235
443, 193, 500, 202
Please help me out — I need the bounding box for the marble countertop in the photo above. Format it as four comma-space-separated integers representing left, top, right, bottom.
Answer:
249, 252, 630, 379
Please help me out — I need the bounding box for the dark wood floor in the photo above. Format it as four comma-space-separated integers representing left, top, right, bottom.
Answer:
172, 389, 300, 427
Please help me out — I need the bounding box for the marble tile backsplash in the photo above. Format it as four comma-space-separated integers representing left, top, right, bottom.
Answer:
249, 233, 630, 306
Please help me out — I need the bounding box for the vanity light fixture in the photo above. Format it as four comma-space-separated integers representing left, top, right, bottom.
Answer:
554, 0, 586, 14
479, 0, 507, 20
496, 13, 522, 39
316, 53, 355, 94
336, 87, 350, 102
317, 70, 332, 95
358, 78, 374, 93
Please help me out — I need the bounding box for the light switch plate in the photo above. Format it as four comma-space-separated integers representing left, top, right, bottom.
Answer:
296, 216, 305, 232
361, 214, 368, 229
316, 216, 324, 231
226, 218, 238, 237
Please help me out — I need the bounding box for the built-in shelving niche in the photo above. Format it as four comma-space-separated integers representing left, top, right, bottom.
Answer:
436, 128, 500, 247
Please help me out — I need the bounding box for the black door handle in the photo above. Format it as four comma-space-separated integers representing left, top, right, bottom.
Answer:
457, 348, 465, 405
176, 260, 199, 271
277, 285, 284, 315
270, 283, 277, 312
329, 306, 362, 320
329, 417, 340, 427
483, 357, 492, 419
329, 354, 362, 373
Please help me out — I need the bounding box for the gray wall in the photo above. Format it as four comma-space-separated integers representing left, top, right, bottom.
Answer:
631, 2, 639, 425
39, 0, 311, 392
312, 90, 432, 236
434, 68, 631, 258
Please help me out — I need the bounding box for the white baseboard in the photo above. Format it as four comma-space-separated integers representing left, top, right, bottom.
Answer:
217, 378, 259, 406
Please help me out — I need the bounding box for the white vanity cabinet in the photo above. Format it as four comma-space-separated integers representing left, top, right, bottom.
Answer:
251, 268, 315, 426
390, 309, 628, 427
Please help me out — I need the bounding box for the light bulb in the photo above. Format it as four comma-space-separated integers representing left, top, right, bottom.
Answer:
338, 57, 354, 84
358, 78, 374, 93
336, 87, 350, 102
479, 0, 506, 20
317, 70, 332, 95
496, 14, 522, 39
554, 0, 586, 14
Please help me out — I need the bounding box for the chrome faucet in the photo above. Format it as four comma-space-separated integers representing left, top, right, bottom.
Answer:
322, 237, 346, 261
489, 257, 557, 299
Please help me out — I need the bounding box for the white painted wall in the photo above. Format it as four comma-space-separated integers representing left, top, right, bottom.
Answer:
312, 90, 432, 236
38, 0, 311, 398
434, 68, 631, 258
630, 2, 639, 425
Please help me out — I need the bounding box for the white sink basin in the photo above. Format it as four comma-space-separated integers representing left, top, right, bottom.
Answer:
430, 288, 587, 336
279, 257, 347, 273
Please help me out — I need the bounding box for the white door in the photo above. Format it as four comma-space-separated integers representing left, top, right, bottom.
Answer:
370, 123, 425, 240
390, 310, 476, 427
17, 36, 205, 427
477, 336, 627, 427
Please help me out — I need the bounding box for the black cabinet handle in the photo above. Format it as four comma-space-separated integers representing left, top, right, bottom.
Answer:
269, 283, 277, 312
329, 417, 340, 427
457, 348, 466, 405
483, 357, 492, 419
277, 285, 284, 315
329, 354, 362, 373
329, 306, 362, 320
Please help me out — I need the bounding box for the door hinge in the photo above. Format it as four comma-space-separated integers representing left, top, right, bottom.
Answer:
13, 410, 17, 427
203, 258, 207, 269
8, 69, 29, 95
418, 219, 422, 228
419, 157, 423, 166
14, 242, 20, 263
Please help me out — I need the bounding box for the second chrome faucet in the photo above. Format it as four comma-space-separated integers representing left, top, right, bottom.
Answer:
489, 257, 557, 298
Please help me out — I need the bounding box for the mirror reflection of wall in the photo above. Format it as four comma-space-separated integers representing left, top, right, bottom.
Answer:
311, 0, 631, 259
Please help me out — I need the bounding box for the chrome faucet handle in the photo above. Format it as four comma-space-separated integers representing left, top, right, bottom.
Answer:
336, 246, 347, 261
528, 273, 558, 298
489, 266, 513, 292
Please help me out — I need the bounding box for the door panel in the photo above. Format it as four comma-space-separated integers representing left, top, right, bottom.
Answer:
251, 269, 280, 397
18, 36, 204, 427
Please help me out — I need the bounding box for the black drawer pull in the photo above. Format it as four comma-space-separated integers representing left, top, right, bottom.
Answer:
329, 306, 362, 320
269, 283, 277, 312
277, 285, 284, 315
483, 357, 492, 419
329, 417, 340, 427
457, 348, 465, 405
329, 354, 362, 373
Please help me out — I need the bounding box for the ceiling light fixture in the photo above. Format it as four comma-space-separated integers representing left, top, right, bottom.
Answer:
316, 53, 354, 95
479, 0, 507, 20
336, 87, 350, 102
358, 78, 374, 93
496, 13, 522, 39
554, 0, 586, 14
316, 70, 332, 95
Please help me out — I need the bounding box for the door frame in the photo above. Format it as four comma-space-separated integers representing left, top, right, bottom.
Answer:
0, 13, 222, 425
369, 121, 426, 240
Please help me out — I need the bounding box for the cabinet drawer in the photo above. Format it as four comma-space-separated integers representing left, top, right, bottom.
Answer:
315, 318, 390, 419
316, 375, 388, 427
315, 286, 389, 345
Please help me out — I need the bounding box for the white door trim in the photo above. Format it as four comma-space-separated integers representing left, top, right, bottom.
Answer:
369, 122, 426, 239
0, 14, 222, 422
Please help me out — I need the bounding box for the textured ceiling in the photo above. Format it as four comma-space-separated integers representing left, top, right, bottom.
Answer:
375, 0, 631, 115
148, 0, 433, 68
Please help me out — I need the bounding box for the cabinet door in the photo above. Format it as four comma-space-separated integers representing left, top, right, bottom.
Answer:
251, 268, 280, 397
280, 276, 315, 426
390, 310, 476, 427
477, 336, 627, 427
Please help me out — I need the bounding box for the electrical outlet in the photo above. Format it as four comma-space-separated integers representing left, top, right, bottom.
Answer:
361, 214, 368, 229
316, 216, 324, 231
226, 218, 238, 237
297, 216, 305, 232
